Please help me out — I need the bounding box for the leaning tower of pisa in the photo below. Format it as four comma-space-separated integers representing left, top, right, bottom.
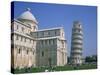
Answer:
70, 21, 83, 65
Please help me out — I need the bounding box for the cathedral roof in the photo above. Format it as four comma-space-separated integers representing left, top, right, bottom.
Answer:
18, 8, 38, 24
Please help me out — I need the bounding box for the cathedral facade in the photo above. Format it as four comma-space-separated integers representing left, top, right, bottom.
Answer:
11, 9, 67, 69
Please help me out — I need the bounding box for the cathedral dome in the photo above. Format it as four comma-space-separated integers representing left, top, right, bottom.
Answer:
18, 8, 38, 24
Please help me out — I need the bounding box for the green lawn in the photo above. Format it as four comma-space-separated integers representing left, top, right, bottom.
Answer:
13, 64, 97, 74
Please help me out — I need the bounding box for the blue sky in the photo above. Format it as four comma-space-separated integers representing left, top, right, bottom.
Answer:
12, 1, 97, 57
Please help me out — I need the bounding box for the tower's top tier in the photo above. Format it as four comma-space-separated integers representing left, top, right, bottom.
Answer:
73, 21, 82, 29
18, 8, 38, 24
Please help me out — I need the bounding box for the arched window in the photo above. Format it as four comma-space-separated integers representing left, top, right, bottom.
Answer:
21, 36, 23, 41
22, 27, 24, 32
16, 35, 18, 40
42, 51, 44, 56
27, 50, 28, 54
15, 25, 19, 30
18, 48, 21, 54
